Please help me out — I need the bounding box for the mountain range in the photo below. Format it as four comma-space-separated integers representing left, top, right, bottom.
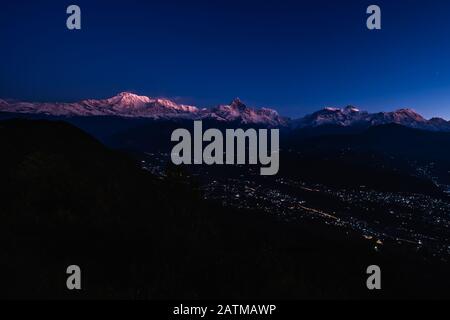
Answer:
0, 92, 287, 127
294, 106, 450, 132
1, 92, 450, 131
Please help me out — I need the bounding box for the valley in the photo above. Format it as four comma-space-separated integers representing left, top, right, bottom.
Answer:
139, 150, 450, 259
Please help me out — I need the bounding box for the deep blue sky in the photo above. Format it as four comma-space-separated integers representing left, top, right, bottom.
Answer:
2, 0, 450, 119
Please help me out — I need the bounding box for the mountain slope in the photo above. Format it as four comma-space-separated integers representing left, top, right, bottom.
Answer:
2, 119, 450, 299
0, 93, 287, 127
284, 123, 450, 188
0, 92, 200, 118
2, 93, 450, 131
203, 98, 288, 126
294, 106, 450, 132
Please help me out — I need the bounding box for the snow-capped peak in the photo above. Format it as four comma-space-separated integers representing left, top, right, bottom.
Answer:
0, 93, 287, 126
230, 98, 247, 111
1, 93, 448, 131
108, 92, 152, 107
324, 106, 360, 113
344, 106, 360, 113
393, 108, 424, 119
294, 105, 450, 132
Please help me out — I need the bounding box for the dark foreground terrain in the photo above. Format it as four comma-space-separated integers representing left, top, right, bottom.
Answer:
1, 119, 449, 299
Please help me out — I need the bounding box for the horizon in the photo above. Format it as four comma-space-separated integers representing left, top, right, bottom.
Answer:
2, 1, 450, 119
1, 90, 449, 121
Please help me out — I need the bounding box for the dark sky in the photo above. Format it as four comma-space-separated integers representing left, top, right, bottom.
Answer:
2, 0, 450, 119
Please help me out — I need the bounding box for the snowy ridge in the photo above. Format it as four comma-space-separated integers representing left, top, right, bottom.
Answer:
1, 93, 450, 131
0, 93, 287, 126
295, 105, 450, 132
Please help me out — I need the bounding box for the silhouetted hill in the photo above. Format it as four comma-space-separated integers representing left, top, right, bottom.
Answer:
287, 123, 450, 162
1, 119, 450, 299
282, 124, 450, 192
105, 120, 445, 194
105, 118, 272, 152
0, 112, 155, 142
